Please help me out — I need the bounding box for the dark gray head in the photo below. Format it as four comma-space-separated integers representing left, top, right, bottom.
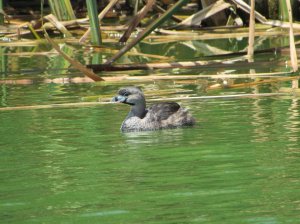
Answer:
112, 87, 145, 106
112, 87, 146, 118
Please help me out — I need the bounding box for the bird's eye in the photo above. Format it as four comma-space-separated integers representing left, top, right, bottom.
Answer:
123, 92, 129, 96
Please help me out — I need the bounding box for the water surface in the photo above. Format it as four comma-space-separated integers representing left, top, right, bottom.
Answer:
1, 36, 300, 223
1, 93, 300, 223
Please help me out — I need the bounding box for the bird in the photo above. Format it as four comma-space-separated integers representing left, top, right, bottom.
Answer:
111, 86, 195, 132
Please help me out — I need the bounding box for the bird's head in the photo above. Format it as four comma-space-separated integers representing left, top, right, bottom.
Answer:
111, 86, 145, 106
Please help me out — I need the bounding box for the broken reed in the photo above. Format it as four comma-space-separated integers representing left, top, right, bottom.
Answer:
48, 0, 76, 21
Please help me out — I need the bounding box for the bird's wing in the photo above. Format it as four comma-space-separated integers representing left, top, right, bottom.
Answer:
148, 102, 180, 121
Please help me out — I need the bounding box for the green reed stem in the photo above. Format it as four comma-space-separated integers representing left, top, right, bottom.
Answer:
48, 0, 76, 21
28, 24, 41, 40
0, 0, 4, 25
279, 0, 288, 21
86, 0, 102, 45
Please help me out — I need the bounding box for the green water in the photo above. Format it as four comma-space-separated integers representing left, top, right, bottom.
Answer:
1, 37, 300, 223
1, 95, 300, 223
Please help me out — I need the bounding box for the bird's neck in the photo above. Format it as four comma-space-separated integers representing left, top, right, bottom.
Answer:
127, 101, 146, 119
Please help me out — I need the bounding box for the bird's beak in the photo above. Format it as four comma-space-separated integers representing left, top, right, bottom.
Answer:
111, 95, 127, 103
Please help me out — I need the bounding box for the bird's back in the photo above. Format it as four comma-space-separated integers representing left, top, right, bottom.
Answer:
145, 102, 195, 129
148, 102, 180, 121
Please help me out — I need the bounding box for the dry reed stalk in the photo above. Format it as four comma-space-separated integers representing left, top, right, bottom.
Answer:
0, 93, 288, 111
119, 0, 156, 43
285, 0, 299, 88
104, 0, 191, 64
207, 76, 300, 90
0, 71, 292, 86
101, 72, 292, 82
4, 52, 58, 56
230, 0, 300, 30
176, 0, 231, 27
286, 0, 298, 73
229, 0, 267, 23
88, 58, 285, 72
5, 18, 122, 38
0, 40, 47, 46
148, 29, 300, 43
97, 25, 128, 31
44, 14, 73, 37
247, 0, 255, 60
263, 20, 300, 30
42, 18, 84, 30
92, 47, 172, 60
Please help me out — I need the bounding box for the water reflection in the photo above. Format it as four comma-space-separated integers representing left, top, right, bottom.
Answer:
250, 98, 276, 143
285, 98, 300, 150
122, 128, 186, 149
250, 97, 300, 148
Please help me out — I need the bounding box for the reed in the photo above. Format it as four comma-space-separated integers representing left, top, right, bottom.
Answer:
0, 71, 293, 86
48, 0, 76, 21
88, 57, 285, 72
28, 24, 42, 40
119, 0, 156, 43
285, 0, 298, 72
230, 0, 267, 23
105, 0, 191, 64
144, 28, 300, 44
285, 0, 299, 88
44, 14, 73, 37
207, 76, 300, 90
0, 93, 288, 112
247, 0, 255, 60
279, 0, 289, 21
79, 0, 120, 43
0, 0, 4, 25
86, 0, 102, 45
176, 0, 231, 28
